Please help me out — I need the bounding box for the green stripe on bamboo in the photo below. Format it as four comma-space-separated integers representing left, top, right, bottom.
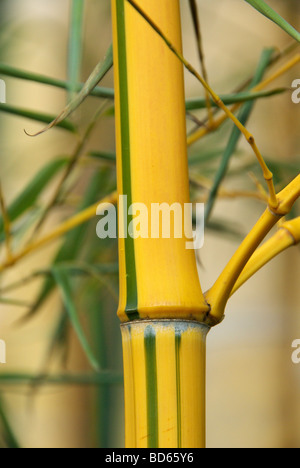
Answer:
144, 325, 159, 448
115, 0, 139, 321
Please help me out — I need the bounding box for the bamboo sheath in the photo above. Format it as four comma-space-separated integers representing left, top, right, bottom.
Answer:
111, 0, 209, 448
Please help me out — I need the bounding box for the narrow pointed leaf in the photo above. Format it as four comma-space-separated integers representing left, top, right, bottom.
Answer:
0, 63, 114, 98
68, 0, 85, 101
185, 88, 286, 111
0, 103, 77, 133
29, 44, 113, 137
0, 372, 123, 386
27, 169, 112, 319
0, 396, 21, 449
0, 158, 68, 239
88, 150, 116, 162
52, 266, 100, 371
244, 0, 300, 42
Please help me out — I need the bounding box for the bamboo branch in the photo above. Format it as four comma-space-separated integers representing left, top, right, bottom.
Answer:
231, 217, 300, 295
205, 174, 300, 324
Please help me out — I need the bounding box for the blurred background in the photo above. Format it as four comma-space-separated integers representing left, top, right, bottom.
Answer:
0, 0, 299, 448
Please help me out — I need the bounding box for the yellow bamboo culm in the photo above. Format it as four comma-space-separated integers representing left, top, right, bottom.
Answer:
121, 320, 209, 448
111, 0, 209, 323
111, 0, 210, 449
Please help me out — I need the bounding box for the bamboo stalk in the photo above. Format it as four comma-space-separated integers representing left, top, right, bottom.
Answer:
111, 0, 210, 448
111, 0, 208, 323
121, 320, 209, 448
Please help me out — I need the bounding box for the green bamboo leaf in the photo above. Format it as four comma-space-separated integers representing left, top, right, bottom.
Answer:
188, 148, 238, 167
0, 103, 77, 133
0, 158, 68, 239
43, 310, 70, 369
244, 0, 300, 42
52, 266, 100, 371
0, 63, 114, 99
88, 150, 116, 162
185, 88, 286, 111
68, 0, 85, 101
0, 372, 123, 386
29, 44, 113, 137
0, 395, 21, 449
27, 168, 113, 319
42, 261, 118, 369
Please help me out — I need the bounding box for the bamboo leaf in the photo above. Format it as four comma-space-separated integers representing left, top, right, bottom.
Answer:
68, 0, 85, 101
88, 150, 116, 162
27, 169, 113, 319
28, 44, 113, 137
0, 103, 77, 133
43, 310, 70, 369
0, 158, 68, 239
244, 0, 300, 42
0, 372, 123, 386
0, 63, 114, 98
52, 266, 100, 371
185, 88, 286, 111
0, 395, 21, 449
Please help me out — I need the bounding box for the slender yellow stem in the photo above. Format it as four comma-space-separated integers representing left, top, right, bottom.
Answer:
187, 54, 300, 147
205, 174, 300, 324
187, 108, 235, 146
125, 0, 281, 208
254, 54, 300, 91
0, 191, 117, 273
205, 208, 279, 324
231, 217, 300, 295
275, 174, 300, 215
